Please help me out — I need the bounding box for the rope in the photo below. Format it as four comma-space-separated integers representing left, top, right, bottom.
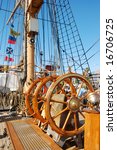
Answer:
42, 5, 45, 67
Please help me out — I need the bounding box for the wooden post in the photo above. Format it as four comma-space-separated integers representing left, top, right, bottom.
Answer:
84, 112, 100, 150
23, 0, 43, 93
23, 14, 35, 92
26, 35, 35, 83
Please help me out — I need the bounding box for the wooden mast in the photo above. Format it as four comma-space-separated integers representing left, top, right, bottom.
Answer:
6, 0, 43, 92
24, 0, 43, 92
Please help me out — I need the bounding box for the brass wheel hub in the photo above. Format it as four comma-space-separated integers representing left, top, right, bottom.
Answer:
68, 97, 80, 112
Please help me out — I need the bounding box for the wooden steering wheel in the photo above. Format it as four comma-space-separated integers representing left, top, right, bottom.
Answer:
32, 75, 58, 123
25, 78, 42, 118
45, 73, 94, 137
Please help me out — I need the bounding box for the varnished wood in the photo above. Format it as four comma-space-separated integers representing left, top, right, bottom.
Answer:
84, 113, 100, 150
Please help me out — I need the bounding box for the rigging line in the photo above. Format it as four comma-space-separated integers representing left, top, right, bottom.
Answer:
0, 54, 23, 57
0, 7, 8, 45
47, 7, 50, 62
0, 7, 70, 26
43, 1, 66, 7
59, 0, 76, 72
48, 0, 69, 72
59, 0, 79, 71
18, 8, 24, 55
0, 7, 24, 16
17, 13, 24, 64
36, 35, 39, 67
42, 4, 45, 67
1, 1, 10, 65
46, 4, 51, 65
8, 4, 21, 65
35, 36, 40, 69
47, 0, 56, 66
38, 33, 42, 69
13, 12, 20, 66
55, 3, 65, 73
67, 0, 91, 73
6, 0, 23, 25
55, 0, 88, 73
80, 38, 100, 58
77, 51, 99, 70
41, 59, 57, 63
0, 26, 5, 35
16, 20, 23, 59
0, 0, 3, 10
37, 36, 41, 68
60, 46, 80, 67
35, 36, 37, 70
51, 0, 60, 69
1, 73, 10, 92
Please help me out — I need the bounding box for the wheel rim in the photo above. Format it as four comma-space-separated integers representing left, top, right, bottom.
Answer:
45, 73, 94, 136
25, 78, 41, 117
32, 75, 58, 123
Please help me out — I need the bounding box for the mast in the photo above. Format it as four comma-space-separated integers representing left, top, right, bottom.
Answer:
6, 0, 43, 92
24, 0, 43, 92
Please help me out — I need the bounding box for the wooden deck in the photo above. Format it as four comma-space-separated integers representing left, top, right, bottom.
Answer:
6, 118, 62, 150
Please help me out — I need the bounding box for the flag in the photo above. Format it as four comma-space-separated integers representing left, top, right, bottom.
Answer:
10, 28, 20, 36
6, 47, 13, 54
8, 35, 16, 44
4, 56, 14, 62
9, 57, 14, 62
11, 23, 14, 28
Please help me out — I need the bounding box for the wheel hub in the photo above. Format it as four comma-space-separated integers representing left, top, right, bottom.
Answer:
68, 97, 80, 112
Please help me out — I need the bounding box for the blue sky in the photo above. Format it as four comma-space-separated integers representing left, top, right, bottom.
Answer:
69, 0, 100, 72
0, 0, 24, 66
0, 0, 100, 72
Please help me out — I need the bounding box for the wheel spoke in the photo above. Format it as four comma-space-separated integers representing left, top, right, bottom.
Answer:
62, 110, 71, 130
50, 99, 67, 105
65, 77, 76, 96
43, 74, 94, 136
80, 103, 89, 107
37, 97, 45, 102
50, 93, 67, 104
52, 107, 69, 120
58, 83, 65, 94
76, 82, 83, 97
74, 113, 78, 130
56, 89, 61, 94
69, 77, 77, 96
43, 85, 48, 93
79, 111, 85, 118
28, 112, 35, 117
79, 91, 90, 102
37, 100, 44, 104
29, 93, 33, 98
55, 88, 64, 94
41, 120, 49, 127
37, 96, 42, 100
40, 103, 45, 111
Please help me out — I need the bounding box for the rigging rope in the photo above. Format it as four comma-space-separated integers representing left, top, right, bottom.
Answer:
81, 39, 100, 58
46, 0, 91, 73
0, 1, 3, 9
0, 0, 24, 93
42, 5, 45, 67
